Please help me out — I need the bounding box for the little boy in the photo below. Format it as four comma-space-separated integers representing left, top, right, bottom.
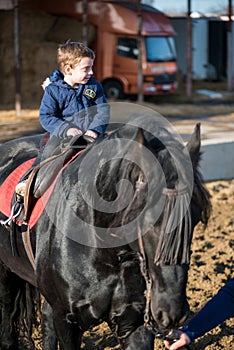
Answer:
40, 40, 109, 141
16, 41, 110, 197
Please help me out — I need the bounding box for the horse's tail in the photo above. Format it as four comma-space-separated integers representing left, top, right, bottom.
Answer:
12, 281, 42, 348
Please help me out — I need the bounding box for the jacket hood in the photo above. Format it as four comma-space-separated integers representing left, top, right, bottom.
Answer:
49, 69, 64, 83
41, 69, 63, 90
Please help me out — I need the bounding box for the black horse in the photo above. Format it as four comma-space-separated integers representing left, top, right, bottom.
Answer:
0, 114, 211, 349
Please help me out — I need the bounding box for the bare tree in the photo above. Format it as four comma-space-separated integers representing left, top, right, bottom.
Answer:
14, 0, 21, 117
186, 0, 192, 98
82, 0, 88, 44
137, 0, 143, 102
227, 0, 233, 91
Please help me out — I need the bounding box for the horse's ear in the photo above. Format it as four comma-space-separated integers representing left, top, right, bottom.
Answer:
134, 127, 145, 145
119, 124, 145, 144
186, 123, 201, 167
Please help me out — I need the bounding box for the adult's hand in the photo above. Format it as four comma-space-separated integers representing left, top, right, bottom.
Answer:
164, 331, 191, 349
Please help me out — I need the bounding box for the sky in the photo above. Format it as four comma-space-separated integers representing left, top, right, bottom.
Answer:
149, 0, 232, 15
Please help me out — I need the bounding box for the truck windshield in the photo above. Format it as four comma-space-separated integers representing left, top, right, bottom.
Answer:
145, 37, 176, 62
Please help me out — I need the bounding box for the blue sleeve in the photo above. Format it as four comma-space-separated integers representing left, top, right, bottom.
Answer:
39, 86, 69, 138
87, 83, 110, 134
182, 279, 234, 342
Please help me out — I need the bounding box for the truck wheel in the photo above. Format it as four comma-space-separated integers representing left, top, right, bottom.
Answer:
103, 80, 124, 100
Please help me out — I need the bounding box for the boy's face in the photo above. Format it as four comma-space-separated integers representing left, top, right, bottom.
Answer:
64, 57, 94, 86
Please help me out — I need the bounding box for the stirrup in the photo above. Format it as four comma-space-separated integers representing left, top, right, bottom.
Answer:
0, 200, 24, 228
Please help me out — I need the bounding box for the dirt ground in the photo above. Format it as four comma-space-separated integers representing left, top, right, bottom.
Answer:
0, 94, 233, 349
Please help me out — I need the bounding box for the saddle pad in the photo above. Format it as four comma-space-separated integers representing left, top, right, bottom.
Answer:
0, 151, 83, 228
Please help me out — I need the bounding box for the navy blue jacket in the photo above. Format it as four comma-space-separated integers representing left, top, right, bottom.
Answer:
182, 278, 234, 342
39, 70, 110, 139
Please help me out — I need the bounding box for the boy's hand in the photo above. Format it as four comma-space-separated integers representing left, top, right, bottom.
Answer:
66, 128, 83, 137
84, 130, 98, 139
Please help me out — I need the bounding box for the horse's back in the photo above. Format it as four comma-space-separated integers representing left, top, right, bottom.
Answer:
0, 134, 42, 183
0, 134, 42, 162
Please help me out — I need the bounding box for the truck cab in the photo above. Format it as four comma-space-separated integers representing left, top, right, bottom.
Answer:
89, 1, 178, 98
100, 34, 177, 98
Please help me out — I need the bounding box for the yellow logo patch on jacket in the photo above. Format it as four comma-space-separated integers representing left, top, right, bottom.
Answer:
85, 89, 96, 98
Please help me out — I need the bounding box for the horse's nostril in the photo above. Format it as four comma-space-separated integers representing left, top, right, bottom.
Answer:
157, 309, 171, 328
157, 309, 163, 321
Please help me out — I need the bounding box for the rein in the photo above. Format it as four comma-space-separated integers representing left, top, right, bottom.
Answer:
134, 176, 152, 327
138, 224, 152, 326
120, 174, 152, 325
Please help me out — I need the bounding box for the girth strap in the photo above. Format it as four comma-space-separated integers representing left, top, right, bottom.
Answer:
21, 225, 35, 270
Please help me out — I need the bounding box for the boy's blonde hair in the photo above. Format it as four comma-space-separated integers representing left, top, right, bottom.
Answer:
57, 41, 95, 73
